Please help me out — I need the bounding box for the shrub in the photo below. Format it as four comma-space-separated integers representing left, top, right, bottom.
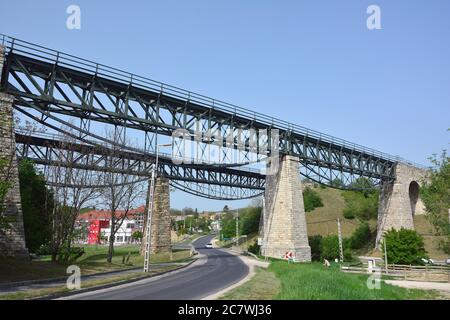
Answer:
308, 235, 322, 261
349, 222, 372, 249
383, 228, 428, 265
341, 190, 378, 221
247, 240, 260, 255
303, 187, 324, 212
320, 235, 340, 260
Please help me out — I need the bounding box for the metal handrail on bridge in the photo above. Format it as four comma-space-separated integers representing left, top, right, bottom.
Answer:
1, 34, 427, 169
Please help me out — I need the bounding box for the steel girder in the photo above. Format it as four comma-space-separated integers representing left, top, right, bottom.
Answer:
0, 36, 402, 189
14, 133, 265, 200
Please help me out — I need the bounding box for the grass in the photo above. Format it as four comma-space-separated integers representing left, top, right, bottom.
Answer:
220, 267, 280, 300
0, 245, 191, 283
270, 261, 439, 300
221, 261, 441, 300
0, 264, 179, 300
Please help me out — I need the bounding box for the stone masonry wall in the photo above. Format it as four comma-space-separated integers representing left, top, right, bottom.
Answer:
0, 93, 29, 257
141, 176, 171, 255
261, 155, 311, 262
376, 163, 429, 247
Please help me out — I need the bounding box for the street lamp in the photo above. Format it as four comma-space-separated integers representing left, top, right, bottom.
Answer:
235, 208, 239, 247
143, 143, 172, 273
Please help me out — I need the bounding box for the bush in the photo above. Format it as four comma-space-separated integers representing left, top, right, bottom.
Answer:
383, 228, 428, 265
308, 235, 322, 261
342, 190, 378, 221
349, 222, 372, 249
247, 240, 260, 255
303, 187, 324, 212
320, 236, 340, 260
320, 235, 352, 262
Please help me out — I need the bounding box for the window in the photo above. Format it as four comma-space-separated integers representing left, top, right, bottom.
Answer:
125, 236, 131, 243
116, 236, 124, 242
126, 223, 135, 229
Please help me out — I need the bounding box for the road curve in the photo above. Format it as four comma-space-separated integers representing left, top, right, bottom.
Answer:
63, 235, 249, 300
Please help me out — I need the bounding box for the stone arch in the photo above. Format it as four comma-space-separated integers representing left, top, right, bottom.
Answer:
408, 181, 420, 217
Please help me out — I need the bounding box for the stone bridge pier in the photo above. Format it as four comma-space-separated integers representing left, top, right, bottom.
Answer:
141, 176, 172, 255
376, 163, 429, 248
0, 44, 29, 257
260, 155, 311, 262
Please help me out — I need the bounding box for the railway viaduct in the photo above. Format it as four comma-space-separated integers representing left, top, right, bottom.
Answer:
0, 35, 429, 260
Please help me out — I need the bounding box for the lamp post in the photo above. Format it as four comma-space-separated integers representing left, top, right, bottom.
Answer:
235, 208, 239, 247
143, 143, 171, 273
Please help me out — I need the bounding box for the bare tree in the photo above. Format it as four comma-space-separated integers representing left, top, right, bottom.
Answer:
100, 129, 144, 263
45, 131, 101, 262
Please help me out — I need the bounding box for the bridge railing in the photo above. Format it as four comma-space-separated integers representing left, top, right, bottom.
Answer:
1, 34, 427, 169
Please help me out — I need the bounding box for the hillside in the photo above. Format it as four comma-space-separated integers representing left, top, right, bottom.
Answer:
305, 186, 446, 259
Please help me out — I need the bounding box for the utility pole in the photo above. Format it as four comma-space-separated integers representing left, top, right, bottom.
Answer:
337, 218, 344, 263
235, 208, 239, 247
143, 143, 171, 273
384, 238, 389, 274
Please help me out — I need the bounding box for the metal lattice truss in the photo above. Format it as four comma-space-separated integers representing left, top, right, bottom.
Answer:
15, 133, 265, 200
0, 35, 416, 196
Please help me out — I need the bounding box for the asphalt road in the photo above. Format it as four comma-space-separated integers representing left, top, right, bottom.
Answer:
64, 235, 249, 300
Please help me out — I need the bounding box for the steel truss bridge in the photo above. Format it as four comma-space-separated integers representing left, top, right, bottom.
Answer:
0, 34, 421, 200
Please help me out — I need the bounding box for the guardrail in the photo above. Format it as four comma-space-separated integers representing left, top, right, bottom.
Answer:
0, 33, 428, 169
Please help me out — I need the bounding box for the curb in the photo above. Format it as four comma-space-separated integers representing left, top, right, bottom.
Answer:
31, 258, 197, 300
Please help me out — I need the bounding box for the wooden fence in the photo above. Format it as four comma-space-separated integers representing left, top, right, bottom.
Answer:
341, 264, 450, 283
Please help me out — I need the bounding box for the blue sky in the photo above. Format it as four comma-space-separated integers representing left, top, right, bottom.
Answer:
1, 1, 449, 211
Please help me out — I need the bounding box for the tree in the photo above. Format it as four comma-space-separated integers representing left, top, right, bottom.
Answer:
303, 187, 324, 212
132, 230, 143, 243
18, 160, 53, 253
349, 222, 372, 250
101, 130, 144, 263
45, 131, 101, 262
420, 150, 450, 253
382, 228, 427, 265
320, 235, 340, 260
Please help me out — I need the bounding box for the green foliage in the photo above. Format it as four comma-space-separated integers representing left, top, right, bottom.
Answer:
308, 235, 322, 261
320, 235, 340, 260
132, 230, 143, 241
420, 151, 450, 253
383, 228, 428, 265
269, 261, 437, 300
303, 187, 324, 212
220, 207, 261, 239
349, 222, 372, 250
18, 160, 53, 253
247, 240, 260, 255
342, 179, 379, 221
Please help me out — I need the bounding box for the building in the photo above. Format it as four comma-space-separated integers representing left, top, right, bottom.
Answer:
77, 206, 146, 245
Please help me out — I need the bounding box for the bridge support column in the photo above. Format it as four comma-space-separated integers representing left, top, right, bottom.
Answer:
142, 176, 171, 255
261, 155, 311, 262
0, 92, 29, 257
376, 163, 428, 248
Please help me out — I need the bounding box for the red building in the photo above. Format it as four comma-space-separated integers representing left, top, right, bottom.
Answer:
87, 220, 110, 245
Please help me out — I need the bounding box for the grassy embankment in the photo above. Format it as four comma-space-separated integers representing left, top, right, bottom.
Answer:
0, 245, 191, 284
221, 261, 440, 300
